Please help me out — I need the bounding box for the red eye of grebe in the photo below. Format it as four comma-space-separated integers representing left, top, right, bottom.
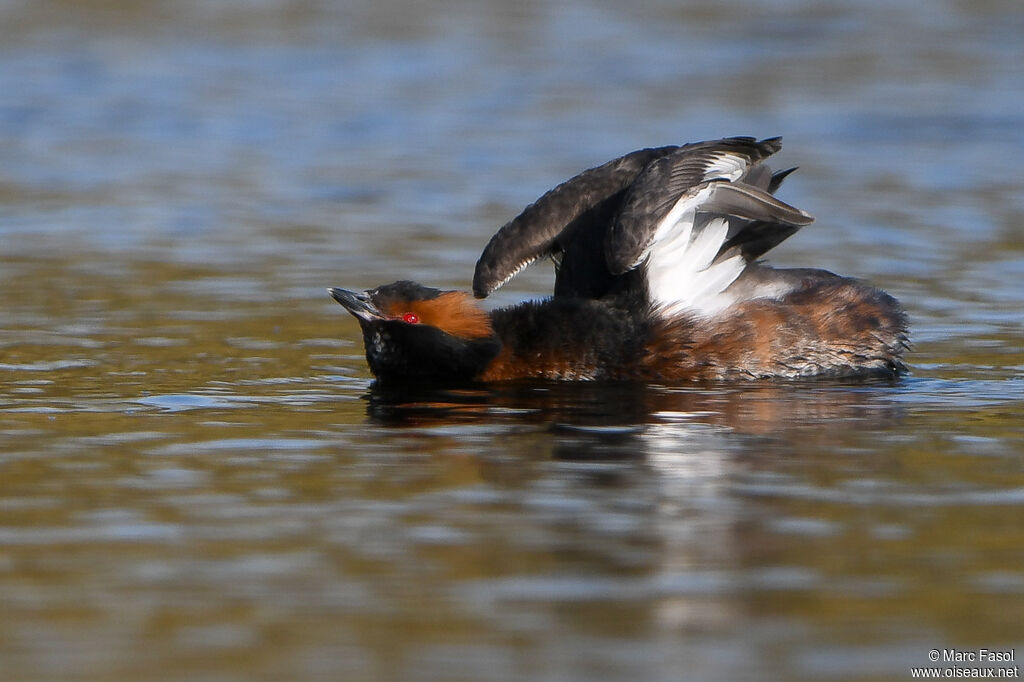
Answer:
402, 312, 420, 324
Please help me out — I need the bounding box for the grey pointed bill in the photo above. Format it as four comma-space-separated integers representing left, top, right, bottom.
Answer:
328, 287, 383, 321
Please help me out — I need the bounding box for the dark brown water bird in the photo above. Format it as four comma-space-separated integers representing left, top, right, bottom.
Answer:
329, 137, 909, 383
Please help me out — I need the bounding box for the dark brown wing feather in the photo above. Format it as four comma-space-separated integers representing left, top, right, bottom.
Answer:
472, 145, 678, 298
712, 167, 807, 263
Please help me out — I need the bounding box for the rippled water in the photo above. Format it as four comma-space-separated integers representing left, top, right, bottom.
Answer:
2, 1, 1023, 680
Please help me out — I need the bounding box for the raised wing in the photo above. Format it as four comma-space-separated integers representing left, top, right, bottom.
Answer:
472, 145, 678, 298
604, 137, 813, 316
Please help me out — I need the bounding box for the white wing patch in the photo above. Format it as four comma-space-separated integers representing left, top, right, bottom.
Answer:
643, 189, 746, 317
701, 152, 749, 182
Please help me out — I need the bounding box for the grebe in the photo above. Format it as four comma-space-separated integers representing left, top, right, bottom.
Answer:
330, 137, 908, 383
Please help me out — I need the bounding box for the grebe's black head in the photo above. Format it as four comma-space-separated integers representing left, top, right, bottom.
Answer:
328, 281, 499, 383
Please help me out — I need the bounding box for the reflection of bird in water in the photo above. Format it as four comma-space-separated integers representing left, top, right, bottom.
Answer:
363, 379, 906, 446
331, 137, 909, 384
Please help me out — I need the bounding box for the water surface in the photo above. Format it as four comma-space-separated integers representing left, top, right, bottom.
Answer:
1, 1, 1022, 680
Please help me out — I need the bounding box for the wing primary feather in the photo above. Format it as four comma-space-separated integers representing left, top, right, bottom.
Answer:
472, 146, 679, 297
768, 166, 798, 193
704, 182, 814, 226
